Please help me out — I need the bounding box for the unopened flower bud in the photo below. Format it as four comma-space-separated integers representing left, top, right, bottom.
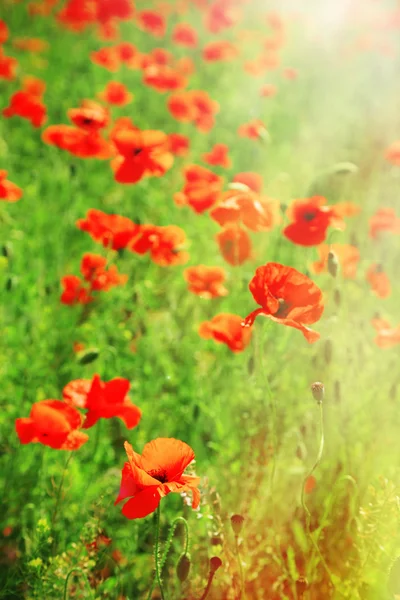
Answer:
311, 382, 324, 403
230, 514, 244, 536
333, 288, 341, 308
176, 553, 191, 582
209, 556, 222, 573
327, 251, 339, 277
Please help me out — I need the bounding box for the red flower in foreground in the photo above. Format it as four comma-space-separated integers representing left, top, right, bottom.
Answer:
42, 125, 113, 159
63, 375, 141, 429
0, 170, 23, 203
369, 208, 400, 239
98, 81, 133, 106
283, 196, 345, 246
115, 438, 200, 519
199, 313, 252, 352
202, 143, 231, 168
184, 265, 228, 298
3, 77, 47, 127
366, 264, 391, 298
61, 275, 93, 305
15, 400, 89, 450
77, 209, 139, 250
371, 318, 400, 348
243, 263, 324, 343
312, 244, 360, 279
80, 253, 128, 290
216, 225, 252, 266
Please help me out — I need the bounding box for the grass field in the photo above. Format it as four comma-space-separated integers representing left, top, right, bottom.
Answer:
2, 0, 400, 599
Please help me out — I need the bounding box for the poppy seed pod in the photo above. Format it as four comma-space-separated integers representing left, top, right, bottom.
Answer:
327, 251, 339, 277
230, 514, 244, 536
311, 382, 324, 403
176, 553, 191, 582
209, 556, 223, 573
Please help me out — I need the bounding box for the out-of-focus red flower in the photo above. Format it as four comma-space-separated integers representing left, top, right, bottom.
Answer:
0, 48, 17, 81
283, 67, 298, 80
211, 189, 280, 233
366, 263, 391, 298
283, 196, 345, 246
29, 0, 58, 18
305, 475, 316, 494
137, 10, 166, 37
116, 42, 140, 66
98, 81, 133, 106
3, 77, 47, 127
12, 38, 49, 53
63, 375, 141, 429
168, 90, 219, 132
176, 56, 195, 76
58, 0, 134, 32
184, 265, 228, 298
202, 144, 230, 168
312, 244, 360, 279
80, 253, 128, 290
77, 209, 140, 250
91, 46, 121, 71
216, 225, 252, 266
385, 141, 400, 166
15, 400, 89, 450
242, 262, 324, 343
115, 438, 200, 518
68, 100, 109, 131
202, 40, 238, 62
111, 128, 174, 184
369, 208, 400, 239
238, 119, 267, 140
205, 0, 240, 34
233, 171, 263, 193
168, 133, 190, 156
150, 225, 189, 266
260, 83, 277, 97
143, 64, 187, 93
174, 164, 223, 213
61, 275, 93, 305
199, 313, 252, 352
172, 23, 198, 47
73, 341, 85, 354
42, 125, 113, 159
371, 317, 400, 348
0, 20, 9, 44
0, 170, 23, 203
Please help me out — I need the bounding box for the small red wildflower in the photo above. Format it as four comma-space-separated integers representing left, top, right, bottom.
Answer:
61, 275, 93, 305
172, 23, 198, 47
366, 264, 391, 298
203, 40, 238, 62
283, 196, 345, 246
77, 209, 140, 250
0, 171, 23, 203
202, 144, 231, 168
184, 266, 228, 299
199, 313, 252, 352
369, 208, 400, 239
3, 78, 47, 127
312, 244, 360, 279
137, 10, 166, 37
0, 48, 17, 81
168, 133, 190, 157
174, 164, 223, 213
238, 119, 267, 140
216, 225, 252, 266
98, 81, 133, 106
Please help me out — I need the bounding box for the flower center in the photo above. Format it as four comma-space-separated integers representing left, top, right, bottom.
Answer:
133, 147, 143, 156
303, 211, 316, 222
148, 469, 168, 483
274, 298, 291, 318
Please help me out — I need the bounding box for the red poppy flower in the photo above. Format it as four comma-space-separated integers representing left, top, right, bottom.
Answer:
202, 40, 238, 62
238, 119, 267, 140
149, 225, 189, 266
0, 48, 17, 81
68, 100, 109, 131
205, 0, 240, 34
61, 275, 93, 305
216, 225, 252, 265
63, 375, 141, 429
202, 144, 231, 168
174, 164, 223, 213
168, 133, 190, 156
80, 253, 128, 291
176, 56, 195, 77
366, 263, 391, 298
111, 128, 173, 184
91, 46, 121, 71
115, 42, 140, 66
371, 318, 400, 348
98, 81, 133, 106
283, 196, 345, 246
211, 189, 280, 232
260, 83, 277, 97
199, 313, 252, 352
143, 64, 187, 93
137, 10, 166, 37
385, 141, 400, 166
168, 90, 219, 132
233, 171, 263, 193
115, 438, 200, 519
77, 209, 140, 250
15, 400, 89, 450
0, 171, 23, 203
0, 20, 9, 44
184, 265, 228, 298
172, 23, 198, 47
42, 125, 113, 159
242, 263, 324, 343
12, 38, 49, 53
283, 67, 298, 80
312, 244, 360, 279
369, 208, 400, 239
3, 86, 47, 128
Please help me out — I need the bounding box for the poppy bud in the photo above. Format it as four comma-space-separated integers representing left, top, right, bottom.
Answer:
311, 382, 324, 404
296, 576, 308, 595
324, 339, 333, 365
230, 514, 244, 536
327, 251, 339, 278
77, 348, 100, 365
331, 161, 358, 176
176, 553, 191, 582
209, 556, 222, 573
210, 534, 223, 546
333, 288, 341, 308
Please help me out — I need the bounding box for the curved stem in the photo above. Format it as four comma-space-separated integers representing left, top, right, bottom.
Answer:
235, 536, 245, 600
199, 572, 216, 600
300, 403, 335, 586
63, 567, 93, 600
154, 504, 165, 600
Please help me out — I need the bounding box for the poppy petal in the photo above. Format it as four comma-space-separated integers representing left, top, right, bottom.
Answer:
121, 486, 161, 519
140, 438, 195, 481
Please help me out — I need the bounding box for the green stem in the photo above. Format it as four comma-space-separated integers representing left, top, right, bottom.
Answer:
52, 452, 73, 554
300, 403, 335, 586
235, 535, 245, 600
63, 567, 93, 600
154, 504, 165, 600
